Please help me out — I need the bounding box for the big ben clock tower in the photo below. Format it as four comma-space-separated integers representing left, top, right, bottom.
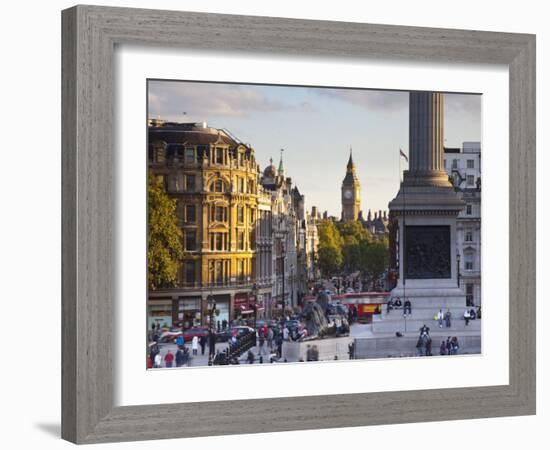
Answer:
341, 149, 361, 221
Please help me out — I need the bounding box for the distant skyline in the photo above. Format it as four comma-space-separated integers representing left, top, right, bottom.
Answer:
148, 80, 481, 216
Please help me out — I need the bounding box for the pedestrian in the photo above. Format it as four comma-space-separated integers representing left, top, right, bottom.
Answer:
446, 336, 452, 355
199, 334, 207, 355
416, 335, 424, 357
386, 298, 394, 314
191, 335, 198, 356
164, 350, 174, 368
464, 309, 471, 326
222, 319, 228, 330
437, 309, 444, 328
444, 309, 452, 328
259, 334, 266, 355
451, 336, 460, 355
425, 335, 433, 356
311, 345, 319, 361
175, 348, 185, 367
147, 354, 153, 369
283, 326, 289, 341
394, 297, 402, 309
183, 346, 190, 365
175, 334, 184, 349
247, 350, 255, 364
276, 333, 283, 358
440, 340, 447, 355
267, 327, 274, 350
403, 298, 412, 316
419, 324, 430, 335
153, 352, 162, 368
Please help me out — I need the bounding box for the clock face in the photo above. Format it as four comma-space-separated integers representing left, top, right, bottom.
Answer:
344, 189, 353, 199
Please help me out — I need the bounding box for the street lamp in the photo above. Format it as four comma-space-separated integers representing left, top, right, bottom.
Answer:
290, 263, 294, 307
252, 282, 258, 329
456, 251, 461, 288
280, 240, 286, 318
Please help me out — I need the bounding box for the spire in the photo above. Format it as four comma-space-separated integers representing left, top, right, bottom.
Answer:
278, 148, 285, 176
347, 147, 355, 170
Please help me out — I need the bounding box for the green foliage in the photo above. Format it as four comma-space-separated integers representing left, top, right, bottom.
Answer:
359, 238, 389, 290
337, 220, 371, 243
317, 218, 389, 289
317, 220, 343, 277
148, 174, 184, 290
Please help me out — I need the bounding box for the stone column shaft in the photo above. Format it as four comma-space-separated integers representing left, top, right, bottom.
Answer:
409, 92, 444, 172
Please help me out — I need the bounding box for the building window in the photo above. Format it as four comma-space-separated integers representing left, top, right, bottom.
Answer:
237, 206, 244, 223
237, 259, 245, 282
465, 253, 474, 271
237, 231, 245, 250
210, 233, 227, 251
184, 147, 195, 164
185, 261, 196, 284
466, 204, 472, 215
465, 231, 473, 242
185, 174, 195, 192
212, 205, 227, 222
444, 159, 447, 168
466, 283, 474, 306
467, 175, 475, 186
238, 177, 244, 193
250, 208, 255, 224
215, 147, 224, 165
185, 205, 196, 223
176, 201, 185, 226
185, 231, 197, 251
467, 159, 475, 169
452, 159, 458, 169
213, 179, 224, 193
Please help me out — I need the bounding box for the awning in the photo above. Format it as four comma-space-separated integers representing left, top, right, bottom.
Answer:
239, 304, 254, 314
253, 303, 265, 312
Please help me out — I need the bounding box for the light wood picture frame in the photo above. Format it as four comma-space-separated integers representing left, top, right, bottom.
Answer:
61, 5, 536, 444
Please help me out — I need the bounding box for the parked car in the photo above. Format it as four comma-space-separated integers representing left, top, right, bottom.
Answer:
182, 326, 210, 342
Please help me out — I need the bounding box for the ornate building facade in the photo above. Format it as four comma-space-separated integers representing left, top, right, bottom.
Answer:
148, 122, 320, 328
148, 121, 264, 329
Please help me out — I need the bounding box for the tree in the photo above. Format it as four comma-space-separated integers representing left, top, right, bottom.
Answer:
342, 235, 361, 273
337, 220, 371, 243
317, 220, 343, 277
359, 239, 389, 291
148, 174, 184, 290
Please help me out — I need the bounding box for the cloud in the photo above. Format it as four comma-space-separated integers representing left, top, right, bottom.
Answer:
444, 93, 482, 117
318, 89, 407, 112
148, 81, 289, 121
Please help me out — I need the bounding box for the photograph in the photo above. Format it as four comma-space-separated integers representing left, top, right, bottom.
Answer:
146, 80, 482, 369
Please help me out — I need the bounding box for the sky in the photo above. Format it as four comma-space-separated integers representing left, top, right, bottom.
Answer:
148, 80, 481, 216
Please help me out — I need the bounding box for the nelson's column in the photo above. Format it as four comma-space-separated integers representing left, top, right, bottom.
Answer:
388, 92, 466, 308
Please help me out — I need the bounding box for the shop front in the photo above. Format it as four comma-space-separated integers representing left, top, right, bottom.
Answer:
207, 294, 230, 330
147, 298, 173, 330
233, 293, 253, 321
174, 296, 202, 329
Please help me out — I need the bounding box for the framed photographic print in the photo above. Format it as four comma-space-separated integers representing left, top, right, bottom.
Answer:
62, 5, 536, 444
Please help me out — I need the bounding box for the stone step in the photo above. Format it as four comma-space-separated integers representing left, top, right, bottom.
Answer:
372, 318, 481, 333
377, 308, 478, 321
354, 335, 481, 359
